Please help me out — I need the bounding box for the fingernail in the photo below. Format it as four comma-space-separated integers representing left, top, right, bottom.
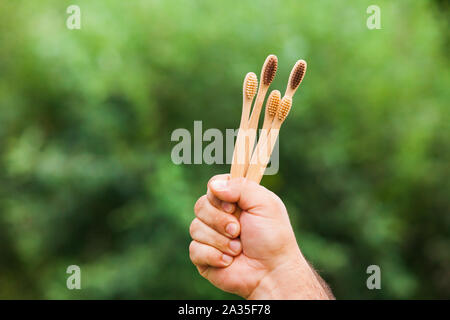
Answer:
222, 202, 234, 213
229, 240, 241, 253
211, 179, 228, 191
222, 254, 233, 265
225, 223, 238, 237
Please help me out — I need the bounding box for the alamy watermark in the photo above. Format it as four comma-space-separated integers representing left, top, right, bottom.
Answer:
66, 265, 81, 290
66, 5, 81, 30
366, 5, 381, 30
171, 121, 279, 175
366, 265, 381, 290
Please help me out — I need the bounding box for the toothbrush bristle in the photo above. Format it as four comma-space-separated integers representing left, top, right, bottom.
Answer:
289, 60, 307, 90
263, 55, 278, 85
278, 96, 292, 121
245, 72, 258, 99
267, 90, 281, 117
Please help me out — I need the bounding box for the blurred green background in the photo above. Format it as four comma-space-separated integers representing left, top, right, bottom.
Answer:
0, 0, 449, 299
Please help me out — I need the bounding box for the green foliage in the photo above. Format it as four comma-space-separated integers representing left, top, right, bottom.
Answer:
0, 0, 448, 299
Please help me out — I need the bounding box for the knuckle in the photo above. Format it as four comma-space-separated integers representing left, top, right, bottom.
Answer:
194, 195, 207, 215
189, 241, 198, 261
197, 266, 209, 278
189, 218, 201, 239
221, 213, 234, 226
189, 219, 197, 238
212, 232, 226, 248
213, 212, 225, 229
221, 238, 232, 252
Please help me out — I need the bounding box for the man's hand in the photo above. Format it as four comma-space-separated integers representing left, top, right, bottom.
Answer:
189, 174, 333, 299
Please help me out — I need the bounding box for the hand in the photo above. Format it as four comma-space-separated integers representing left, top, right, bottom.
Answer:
189, 174, 332, 299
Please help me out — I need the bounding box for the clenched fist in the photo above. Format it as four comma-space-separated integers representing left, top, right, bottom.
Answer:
189, 174, 333, 299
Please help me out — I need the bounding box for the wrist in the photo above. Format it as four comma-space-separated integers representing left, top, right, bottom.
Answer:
247, 251, 330, 300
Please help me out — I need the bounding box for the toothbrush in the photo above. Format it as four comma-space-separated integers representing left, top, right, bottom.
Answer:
283, 59, 307, 102
245, 90, 281, 182
246, 60, 307, 183
242, 55, 278, 176
230, 72, 258, 179
261, 89, 281, 137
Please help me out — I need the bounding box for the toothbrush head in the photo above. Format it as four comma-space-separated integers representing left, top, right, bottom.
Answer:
244, 72, 258, 99
262, 55, 278, 86
277, 96, 292, 121
289, 60, 307, 91
267, 90, 281, 118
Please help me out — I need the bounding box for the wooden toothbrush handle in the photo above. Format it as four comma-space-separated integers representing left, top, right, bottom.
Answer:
246, 128, 279, 183
230, 127, 249, 178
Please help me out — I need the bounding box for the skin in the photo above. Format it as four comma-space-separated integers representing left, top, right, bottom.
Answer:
189, 174, 334, 300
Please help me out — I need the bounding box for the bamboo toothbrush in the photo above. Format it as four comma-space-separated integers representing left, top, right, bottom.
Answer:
246, 96, 292, 183
230, 72, 258, 178
283, 59, 307, 101
253, 90, 281, 167
246, 60, 307, 183
246, 90, 281, 178
242, 55, 278, 175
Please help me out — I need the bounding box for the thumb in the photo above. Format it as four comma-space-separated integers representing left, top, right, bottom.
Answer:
208, 177, 276, 213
